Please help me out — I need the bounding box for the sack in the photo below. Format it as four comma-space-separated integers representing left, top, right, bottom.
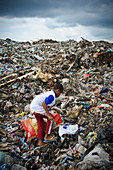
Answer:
21, 119, 37, 141
52, 113, 64, 129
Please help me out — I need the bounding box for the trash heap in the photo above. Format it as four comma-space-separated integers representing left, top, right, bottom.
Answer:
0, 38, 113, 170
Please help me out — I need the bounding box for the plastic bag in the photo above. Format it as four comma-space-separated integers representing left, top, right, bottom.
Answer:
52, 113, 64, 129
59, 124, 78, 141
21, 119, 37, 141
76, 143, 110, 170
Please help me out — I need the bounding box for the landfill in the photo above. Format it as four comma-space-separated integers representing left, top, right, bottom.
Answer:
0, 37, 113, 170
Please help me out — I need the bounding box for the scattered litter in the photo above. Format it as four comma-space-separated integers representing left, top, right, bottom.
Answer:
0, 38, 113, 169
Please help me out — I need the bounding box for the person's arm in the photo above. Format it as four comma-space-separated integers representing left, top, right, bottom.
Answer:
42, 101, 54, 121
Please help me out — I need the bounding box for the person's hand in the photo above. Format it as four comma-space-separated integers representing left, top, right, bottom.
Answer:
48, 114, 54, 121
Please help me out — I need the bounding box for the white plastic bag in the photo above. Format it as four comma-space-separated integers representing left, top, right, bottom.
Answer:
59, 124, 78, 141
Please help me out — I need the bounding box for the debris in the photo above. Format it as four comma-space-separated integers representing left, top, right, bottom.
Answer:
0, 38, 113, 169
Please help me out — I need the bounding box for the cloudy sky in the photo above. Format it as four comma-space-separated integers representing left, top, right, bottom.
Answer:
0, 0, 113, 42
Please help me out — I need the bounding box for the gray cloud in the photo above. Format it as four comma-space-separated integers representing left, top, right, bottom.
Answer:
91, 28, 113, 40
0, 0, 113, 41
0, 0, 113, 28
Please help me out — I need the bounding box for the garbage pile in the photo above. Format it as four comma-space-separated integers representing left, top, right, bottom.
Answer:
0, 38, 113, 170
